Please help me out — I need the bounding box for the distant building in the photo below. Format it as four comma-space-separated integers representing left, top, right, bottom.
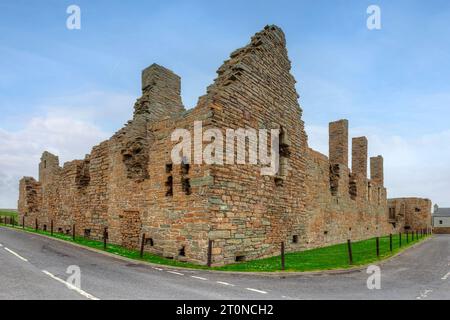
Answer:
433, 205, 450, 234
387, 198, 432, 232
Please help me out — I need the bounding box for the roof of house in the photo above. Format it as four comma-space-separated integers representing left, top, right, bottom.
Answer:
434, 208, 450, 217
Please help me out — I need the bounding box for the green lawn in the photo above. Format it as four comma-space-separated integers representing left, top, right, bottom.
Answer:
0, 218, 430, 272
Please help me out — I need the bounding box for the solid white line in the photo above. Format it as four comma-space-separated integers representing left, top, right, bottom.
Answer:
246, 288, 268, 294
42, 270, 99, 300
167, 271, 184, 276
191, 276, 208, 281
216, 281, 235, 286
4, 247, 28, 262
441, 272, 450, 280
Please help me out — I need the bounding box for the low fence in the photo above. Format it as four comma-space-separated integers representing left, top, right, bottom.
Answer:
277, 229, 432, 271
0, 215, 433, 269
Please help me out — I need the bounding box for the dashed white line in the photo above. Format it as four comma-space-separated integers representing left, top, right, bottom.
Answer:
42, 270, 99, 300
4, 247, 28, 262
246, 288, 268, 294
216, 281, 235, 287
167, 271, 184, 276
152, 267, 163, 271
441, 272, 450, 280
0, 243, 3, 247
191, 276, 208, 281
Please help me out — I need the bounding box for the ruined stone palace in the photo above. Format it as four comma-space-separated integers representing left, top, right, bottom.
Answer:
18, 25, 431, 266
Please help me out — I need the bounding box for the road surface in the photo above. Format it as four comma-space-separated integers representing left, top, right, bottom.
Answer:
0, 226, 449, 300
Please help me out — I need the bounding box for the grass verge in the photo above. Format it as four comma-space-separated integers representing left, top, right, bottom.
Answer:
0, 221, 430, 272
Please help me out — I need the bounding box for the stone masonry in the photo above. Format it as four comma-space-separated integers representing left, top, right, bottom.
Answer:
387, 198, 432, 231
18, 25, 431, 266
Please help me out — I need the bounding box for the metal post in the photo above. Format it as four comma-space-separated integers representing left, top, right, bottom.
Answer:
389, 234, 393, 252
22, 216, 25, 229
51, 220, 53, 236
35, 218, 38, 231
347, 239, 353, 265
406, 231, 409, 243
207, 240, 213, 267
281, 242, 285, 271
376, 237, 380, 257
72, 224, 76, 241
399, 232, 402, 247
140, 233, 146, 258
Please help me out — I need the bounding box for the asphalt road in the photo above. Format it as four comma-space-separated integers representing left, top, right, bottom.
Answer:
0, 226, 449, 300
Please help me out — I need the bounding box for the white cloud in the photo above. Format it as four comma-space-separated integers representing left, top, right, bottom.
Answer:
0, 91, 134, 208
306, 124, 450, 207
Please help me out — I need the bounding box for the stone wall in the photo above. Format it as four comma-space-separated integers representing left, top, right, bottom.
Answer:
17, 25, 430, 266
388, 198, 432, 231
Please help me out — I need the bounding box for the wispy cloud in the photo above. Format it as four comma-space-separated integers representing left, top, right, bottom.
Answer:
0, 90, 133, 208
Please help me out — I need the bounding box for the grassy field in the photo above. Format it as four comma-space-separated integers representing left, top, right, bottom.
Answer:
0, 209, 17, 223
0, 219, 430, 272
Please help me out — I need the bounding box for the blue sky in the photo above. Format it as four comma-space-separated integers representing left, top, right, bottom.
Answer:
1, 0, 449, 208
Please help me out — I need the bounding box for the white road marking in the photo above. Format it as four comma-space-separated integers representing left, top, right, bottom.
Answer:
4, 247, 28, 262
246, 288, 268, 294
167, 271, 184, 276
152, 267, 163, 271
441, 272, 450, 280
42, 270, 99, 300
216, 281, 235, 287
416, 289, 433, 300
191, 276, 208, 281
0, 243, 3, 247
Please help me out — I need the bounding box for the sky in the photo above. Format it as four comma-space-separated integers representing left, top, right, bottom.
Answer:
0, 0, 449, 208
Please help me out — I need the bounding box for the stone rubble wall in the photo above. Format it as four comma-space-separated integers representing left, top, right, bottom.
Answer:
17, 25, 431, 266
388, 198, 432, 231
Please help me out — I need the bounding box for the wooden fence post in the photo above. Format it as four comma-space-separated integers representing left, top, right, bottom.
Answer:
103, 227, 108, 250
376, 237, 380, 257
347, 239, 353, 265
207, 240, 213, 267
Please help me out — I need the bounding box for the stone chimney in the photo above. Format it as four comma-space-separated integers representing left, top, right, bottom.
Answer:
134, 64, 185, 121
39, 151, 61, 186
370, 155, 384, 186
329, 119, 348, 166
434, 204, 439, 213
352, 136, 368, 178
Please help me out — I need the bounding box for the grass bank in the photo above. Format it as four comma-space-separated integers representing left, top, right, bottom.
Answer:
0, 219, 430, 272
